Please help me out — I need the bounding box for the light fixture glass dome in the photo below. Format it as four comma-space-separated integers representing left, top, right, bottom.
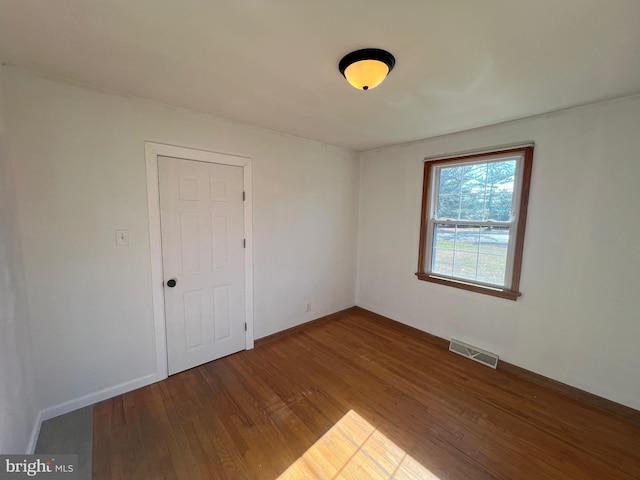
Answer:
339, 48, 395, 91
343, 59, 390, 91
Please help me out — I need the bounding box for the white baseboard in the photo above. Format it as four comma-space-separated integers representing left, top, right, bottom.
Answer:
25, 372, 158, 452
39, 373, 157, 422
26, 410, 43, 454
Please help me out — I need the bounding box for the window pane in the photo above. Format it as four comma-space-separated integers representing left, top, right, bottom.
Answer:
477, 226, 509, 285
461, 164, 486, 194
452, 225, 481, 253
432, 249, 454, 276
432, 224, 509, 286
453, 251, 478, 279
477, 254, 507, 285
432, 225, 455, 276
436, 159, 516, 222
438, 166, 463, 195
485, 160, 516, 221
433, 225, 455, 250
478, 226, 509, 255
460, 195, 485, 221
436, 194, 460, 220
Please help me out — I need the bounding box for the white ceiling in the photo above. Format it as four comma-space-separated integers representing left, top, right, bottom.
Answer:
1, 1, 640, 151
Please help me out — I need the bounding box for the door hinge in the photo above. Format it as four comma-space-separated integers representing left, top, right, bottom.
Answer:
243, 238, 246, 248
242, 191, 245, 201
244, 322, 247, 331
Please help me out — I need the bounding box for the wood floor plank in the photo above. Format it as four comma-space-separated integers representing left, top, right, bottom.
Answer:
93, 309, 640, 479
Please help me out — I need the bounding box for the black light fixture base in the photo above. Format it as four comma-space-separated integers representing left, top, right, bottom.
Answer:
338, 48, 396, 78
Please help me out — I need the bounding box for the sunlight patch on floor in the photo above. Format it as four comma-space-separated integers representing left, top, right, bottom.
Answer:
277, 410, 440, 479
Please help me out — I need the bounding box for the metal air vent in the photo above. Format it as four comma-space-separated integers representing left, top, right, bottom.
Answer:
449, 339, 499, 369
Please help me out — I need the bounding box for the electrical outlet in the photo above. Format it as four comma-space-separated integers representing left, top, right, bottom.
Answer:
304, 302, 311, 312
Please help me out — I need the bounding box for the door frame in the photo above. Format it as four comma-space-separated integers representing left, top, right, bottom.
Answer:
145, 141, 254, 381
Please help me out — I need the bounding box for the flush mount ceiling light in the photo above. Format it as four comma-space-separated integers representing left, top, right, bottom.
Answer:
339, 48, 395, 91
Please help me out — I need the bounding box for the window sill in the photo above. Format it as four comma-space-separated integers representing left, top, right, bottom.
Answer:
415, 273, 521, 301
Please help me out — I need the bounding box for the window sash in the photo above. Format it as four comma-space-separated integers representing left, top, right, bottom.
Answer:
428, 223, 514, 287
431, 156, 522, 224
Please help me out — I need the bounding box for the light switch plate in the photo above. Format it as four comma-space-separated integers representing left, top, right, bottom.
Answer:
116, 229, 129, 246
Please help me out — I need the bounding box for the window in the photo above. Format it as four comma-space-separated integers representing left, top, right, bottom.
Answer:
416, 146, 533, 300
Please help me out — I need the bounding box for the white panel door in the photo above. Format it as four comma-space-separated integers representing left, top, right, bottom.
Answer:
158, 156, 245, 375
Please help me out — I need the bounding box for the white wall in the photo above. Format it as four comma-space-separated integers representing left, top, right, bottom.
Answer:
0, 83, 38, 452
1, 67, 359, 413
4, 62, 638, 440
357, 95, 640, 410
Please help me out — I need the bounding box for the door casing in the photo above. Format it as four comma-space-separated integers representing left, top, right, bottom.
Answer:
145, 142, 254, 382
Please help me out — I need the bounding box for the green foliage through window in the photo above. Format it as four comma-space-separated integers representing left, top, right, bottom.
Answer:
437, 159, 516, 222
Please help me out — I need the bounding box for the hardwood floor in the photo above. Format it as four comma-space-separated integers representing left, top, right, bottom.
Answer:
93, 308, 640, 479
